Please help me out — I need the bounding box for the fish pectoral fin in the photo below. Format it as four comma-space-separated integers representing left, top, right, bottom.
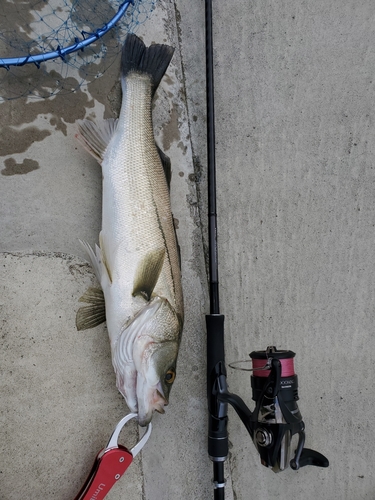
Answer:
76, 286, 106, 330
76, 118, 118, 164
156, 145, 172, 189
132, 248, 166, 301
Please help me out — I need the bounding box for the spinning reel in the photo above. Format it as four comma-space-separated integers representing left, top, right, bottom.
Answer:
208, 341, 329, 473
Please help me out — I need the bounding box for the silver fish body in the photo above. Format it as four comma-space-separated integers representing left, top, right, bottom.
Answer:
76, 34, 183, 426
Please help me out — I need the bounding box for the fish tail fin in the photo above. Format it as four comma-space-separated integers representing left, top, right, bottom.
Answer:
121, 34, 174, 95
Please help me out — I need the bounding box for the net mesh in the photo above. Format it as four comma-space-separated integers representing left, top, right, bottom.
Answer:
0, 0, 155, 101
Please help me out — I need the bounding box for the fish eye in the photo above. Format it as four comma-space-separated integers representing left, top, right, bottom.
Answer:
165, 369, 176, 384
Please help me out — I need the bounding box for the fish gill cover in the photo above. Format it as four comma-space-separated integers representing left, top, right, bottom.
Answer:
0, 0, 155, 101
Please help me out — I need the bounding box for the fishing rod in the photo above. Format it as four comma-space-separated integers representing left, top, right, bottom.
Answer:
205, 0, 227, 498
204, 2, 329, 498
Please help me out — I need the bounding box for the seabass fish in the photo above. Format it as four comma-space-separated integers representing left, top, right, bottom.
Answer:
76, 34, 184, 426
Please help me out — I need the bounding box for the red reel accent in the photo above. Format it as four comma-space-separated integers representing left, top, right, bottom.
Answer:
252, 357, 295, 378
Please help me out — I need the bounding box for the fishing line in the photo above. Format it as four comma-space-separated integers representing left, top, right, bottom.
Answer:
229, 356, 294, 377
228, 359, 271, 372
251, 353, 295, 377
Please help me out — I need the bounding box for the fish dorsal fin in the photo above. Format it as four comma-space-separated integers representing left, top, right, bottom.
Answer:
76, 118, 118, 164
157, 145, 172, 189
76, 286, 106, 330
132, 248, 165, 301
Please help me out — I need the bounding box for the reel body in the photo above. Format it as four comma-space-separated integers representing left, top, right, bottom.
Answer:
250, 348, 304, 472
211, 346, 329, 472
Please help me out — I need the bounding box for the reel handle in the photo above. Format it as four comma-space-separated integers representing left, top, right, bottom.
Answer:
291, 447, 329, 470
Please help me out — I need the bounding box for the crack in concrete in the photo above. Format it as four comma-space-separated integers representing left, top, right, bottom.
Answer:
173, 0, 210, 288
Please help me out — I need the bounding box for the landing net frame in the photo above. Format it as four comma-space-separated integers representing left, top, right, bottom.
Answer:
0, 0, 133, 69
0, 0, 154, 100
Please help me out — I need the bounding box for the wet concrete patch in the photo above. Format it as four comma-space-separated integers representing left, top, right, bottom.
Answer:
0, 86, 95, 137
162, 103, 181, 151
0, 126, 50, 156
1, 157, 40, 176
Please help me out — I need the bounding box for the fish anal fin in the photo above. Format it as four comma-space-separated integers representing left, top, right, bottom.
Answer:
132, 248, 165, 301
76, 118, 118, 164
156, 145, 172, 189
76, 286, 106, 331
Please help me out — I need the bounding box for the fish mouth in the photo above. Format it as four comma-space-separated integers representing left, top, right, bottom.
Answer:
116, 371, 168, 426
154, 390, 167, 414
136, 381, 168, 426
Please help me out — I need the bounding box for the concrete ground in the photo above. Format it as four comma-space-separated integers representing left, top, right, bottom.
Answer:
1, 0, 374, 499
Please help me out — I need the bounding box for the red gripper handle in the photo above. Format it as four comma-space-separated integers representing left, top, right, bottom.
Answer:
74, 445, 133, 500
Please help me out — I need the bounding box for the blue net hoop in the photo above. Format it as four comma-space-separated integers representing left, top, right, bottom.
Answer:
0, 1, 133, 69
0, 0, 155, 100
